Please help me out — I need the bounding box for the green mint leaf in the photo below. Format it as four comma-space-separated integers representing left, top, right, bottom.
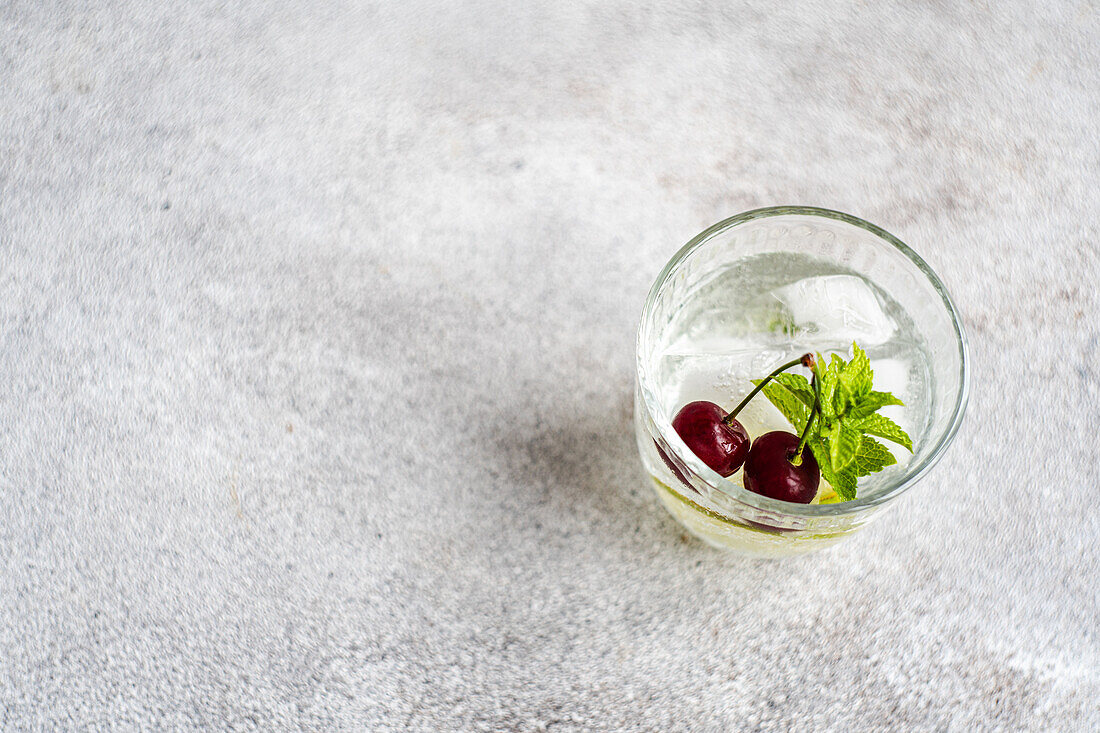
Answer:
746, 342, 910, 504
766, 313, 795, 336
840, 342, 873, 401
835, 379, 854, 415
849, 391, 904, 419
851, 436, 896, 477
771, 372, 814, 407
851, 413, 913, 451
818, 353, 845, 419
755, 379, 810, 432
828, 421, 862, 471
810, 440, 857, 501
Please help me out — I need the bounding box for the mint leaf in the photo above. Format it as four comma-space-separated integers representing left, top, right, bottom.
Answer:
841, 342, 873, 400
766, 313, 795, 336
851, 413, 912, 451
748, 342, 909, 504
849, 391, 904, 419
828, 421, 861, 471
835, 379, 854, 415
811, 440, 857, 501
819, 353, 845, 419
851, 436, 896, 477
756, 380, 810, 431
771, 372, 814, 407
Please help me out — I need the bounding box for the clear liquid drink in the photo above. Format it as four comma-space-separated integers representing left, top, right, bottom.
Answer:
635, 208, 968, 557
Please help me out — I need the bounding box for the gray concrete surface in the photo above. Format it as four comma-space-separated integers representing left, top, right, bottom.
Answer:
1, 1, 1098, 730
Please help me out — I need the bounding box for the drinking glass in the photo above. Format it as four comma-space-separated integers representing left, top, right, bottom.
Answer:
634, 207, 969, 557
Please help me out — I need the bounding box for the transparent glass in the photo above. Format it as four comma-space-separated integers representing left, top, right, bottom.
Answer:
634, 207, 969, 557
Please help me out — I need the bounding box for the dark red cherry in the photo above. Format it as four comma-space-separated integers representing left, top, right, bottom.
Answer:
654, 439, 695, 491
671, 401, 750, 477
743, 431, 820, 503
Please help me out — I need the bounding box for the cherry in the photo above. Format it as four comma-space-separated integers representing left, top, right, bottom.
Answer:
670, 400, 750, 477
666, 354, 813, 481
654, 439, 695, 490
743, 431, 820, 503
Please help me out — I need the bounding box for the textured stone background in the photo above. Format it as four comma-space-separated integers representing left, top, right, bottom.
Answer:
1, 1, 1098, 730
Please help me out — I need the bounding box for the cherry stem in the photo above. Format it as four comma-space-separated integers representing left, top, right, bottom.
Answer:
791, 369, 822, 466
724, 353, 812, 426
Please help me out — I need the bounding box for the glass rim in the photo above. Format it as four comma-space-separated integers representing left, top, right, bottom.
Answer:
637, 205, 970, 517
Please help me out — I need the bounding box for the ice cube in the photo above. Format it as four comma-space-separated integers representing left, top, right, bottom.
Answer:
870, 358, 909, 417
656, 347, 772, 412
657, 353, 741, 408
866, 357, 912, 462
772, 275, 896, 346
659, 334, 795, 405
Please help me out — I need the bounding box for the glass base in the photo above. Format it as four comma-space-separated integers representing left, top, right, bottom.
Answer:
651, 478, 856, 558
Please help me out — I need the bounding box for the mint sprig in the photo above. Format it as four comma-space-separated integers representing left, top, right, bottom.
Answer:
753, 343, 912, 501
